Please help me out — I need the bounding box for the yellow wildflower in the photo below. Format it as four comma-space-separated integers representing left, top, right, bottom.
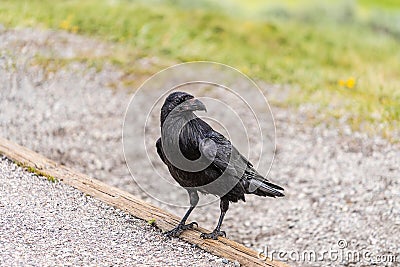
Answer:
71, 26, 79, 34
59, 19, 70, 30
346, 77, 356, 89
338, 77, 356, 89
59, 15, 73, 31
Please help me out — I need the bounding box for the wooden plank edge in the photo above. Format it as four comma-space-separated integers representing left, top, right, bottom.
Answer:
0, 136, 290, 267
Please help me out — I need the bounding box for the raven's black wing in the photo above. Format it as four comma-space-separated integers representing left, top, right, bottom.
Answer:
199, 131, 284, 197
199, 131, 251, 179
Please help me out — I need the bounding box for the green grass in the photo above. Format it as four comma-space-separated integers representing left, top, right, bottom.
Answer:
0, 0, 399, 140
358, 0, 400, 10
14, 161, 58, 183
147, 218, 156, 226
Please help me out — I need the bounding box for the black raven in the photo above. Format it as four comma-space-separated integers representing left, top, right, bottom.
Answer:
156, 91, 284, 240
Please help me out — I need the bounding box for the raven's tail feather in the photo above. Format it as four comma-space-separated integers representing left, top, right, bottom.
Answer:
246, 178, 285, 198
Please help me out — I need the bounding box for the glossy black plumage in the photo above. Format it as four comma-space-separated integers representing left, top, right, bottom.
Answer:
157, 91, 284, 239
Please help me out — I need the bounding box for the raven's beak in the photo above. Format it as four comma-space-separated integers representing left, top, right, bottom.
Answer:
178, 98, 207, 112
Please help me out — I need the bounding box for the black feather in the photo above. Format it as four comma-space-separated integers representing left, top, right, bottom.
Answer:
156, 92, 284, 203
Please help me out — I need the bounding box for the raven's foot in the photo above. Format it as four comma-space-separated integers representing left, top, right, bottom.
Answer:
200, 229, 226, 240
164, 222, 198, 238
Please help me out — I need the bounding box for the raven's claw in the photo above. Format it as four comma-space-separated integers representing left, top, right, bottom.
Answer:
200, 229, 226, 240
164, 222, 198, 238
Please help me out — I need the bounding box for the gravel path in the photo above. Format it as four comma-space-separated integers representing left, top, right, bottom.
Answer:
1, 27, 399, 266
0, 156, 232, 266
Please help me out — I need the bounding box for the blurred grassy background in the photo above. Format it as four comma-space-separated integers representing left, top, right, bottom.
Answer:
0, 0, 399, 140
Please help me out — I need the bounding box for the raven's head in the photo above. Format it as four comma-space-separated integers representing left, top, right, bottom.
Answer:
161, 91, 207, 124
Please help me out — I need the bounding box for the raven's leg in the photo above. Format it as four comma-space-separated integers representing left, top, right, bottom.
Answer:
200, 197, 229, 240
165, 190, 199, 238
